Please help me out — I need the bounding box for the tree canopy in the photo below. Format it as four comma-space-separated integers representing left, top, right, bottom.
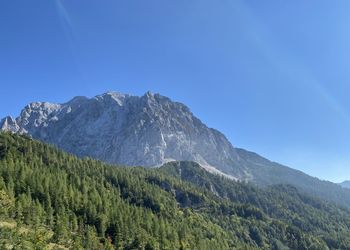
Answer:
0, 132, 350, 249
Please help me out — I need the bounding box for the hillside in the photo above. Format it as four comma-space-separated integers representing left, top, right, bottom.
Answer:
2, 91, 350, 209
160, 161, 350, 247
1, 133, 350, 249
235, 148, 350, 208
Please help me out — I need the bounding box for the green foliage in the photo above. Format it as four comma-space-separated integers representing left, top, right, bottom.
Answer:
0, 133, 350, 249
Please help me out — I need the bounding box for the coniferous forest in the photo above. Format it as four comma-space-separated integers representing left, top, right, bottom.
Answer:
1, 132, 350, 249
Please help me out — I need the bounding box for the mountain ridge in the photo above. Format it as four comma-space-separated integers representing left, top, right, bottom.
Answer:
0, 91, 248, 179
1, 132, 350, 249
339, 180, 350, 189
2, 91, 350, 207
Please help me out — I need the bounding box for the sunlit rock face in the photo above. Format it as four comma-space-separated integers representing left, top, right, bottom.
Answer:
4, 91, 350, 208
0, 91, 250, 179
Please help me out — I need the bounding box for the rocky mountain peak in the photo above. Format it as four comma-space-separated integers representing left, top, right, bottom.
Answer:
65, 96, 89, 106
0, 91, 250, 179
0, 116, 19, 132
2, 91, 350, 209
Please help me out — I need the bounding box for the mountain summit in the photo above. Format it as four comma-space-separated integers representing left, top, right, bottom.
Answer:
2, 91, 350, 207
0, 91, 247, 179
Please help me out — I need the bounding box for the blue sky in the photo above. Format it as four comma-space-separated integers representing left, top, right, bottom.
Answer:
1, 0, 350, 182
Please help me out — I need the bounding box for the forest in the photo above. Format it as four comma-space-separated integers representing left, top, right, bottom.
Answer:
1, 132, 350, 249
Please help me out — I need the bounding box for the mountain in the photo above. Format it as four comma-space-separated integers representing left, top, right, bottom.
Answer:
2, 91, 350, 207
234, 148, 350, 207
1, 133, 350, 249
339, 181, 350, 189
0, 91, 246, 179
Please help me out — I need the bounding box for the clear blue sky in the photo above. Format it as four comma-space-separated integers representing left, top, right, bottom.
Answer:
1, 0, 350, 182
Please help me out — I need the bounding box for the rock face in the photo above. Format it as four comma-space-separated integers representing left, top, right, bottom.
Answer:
0, 91, 250, 179
4, 90, 350, 207
0, 116, 20, 132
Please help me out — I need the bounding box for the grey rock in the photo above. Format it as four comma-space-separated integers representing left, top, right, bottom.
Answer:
3, 91, 350, 207
0, 116, 20, 132
0, 91, 249, 179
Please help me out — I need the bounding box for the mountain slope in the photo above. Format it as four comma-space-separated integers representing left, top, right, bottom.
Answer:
2, 91, 350, 208
0, 92, 247, 179
160, 161, 350, 248
235, 148, 350, 208
339, 181, 350, 189
2, 133, 350, 249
